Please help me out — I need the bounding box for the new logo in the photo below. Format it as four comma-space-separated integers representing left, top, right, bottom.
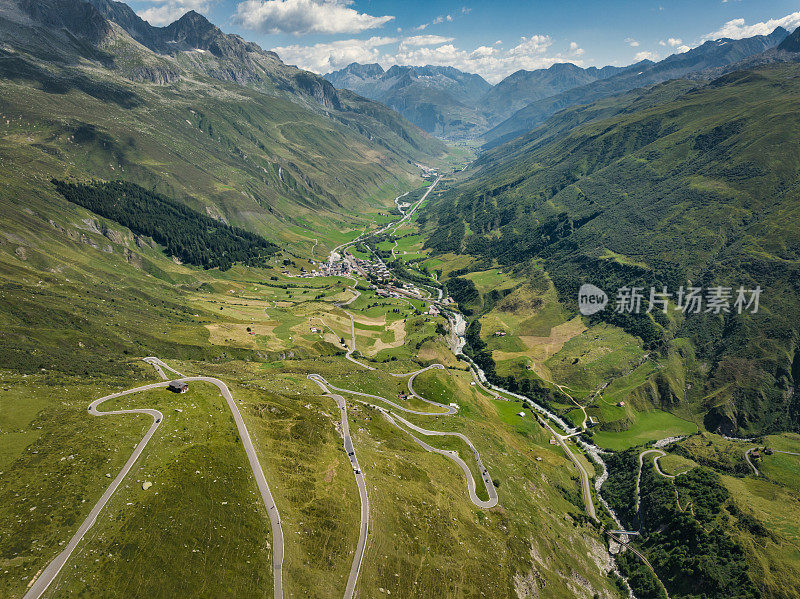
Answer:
578, 284, 608, 315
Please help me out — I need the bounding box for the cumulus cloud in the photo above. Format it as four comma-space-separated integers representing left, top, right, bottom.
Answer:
634, 50, 658, 61
703, 11, 800, 40
659, 37, 692, 53
569, 41, 585, 56
138, 0, 210, 26
625, 37, 640, 47
234, 0, 393, 35
273, 36, 396, 72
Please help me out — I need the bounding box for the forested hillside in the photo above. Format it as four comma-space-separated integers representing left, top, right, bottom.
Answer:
53, 180, 277, 270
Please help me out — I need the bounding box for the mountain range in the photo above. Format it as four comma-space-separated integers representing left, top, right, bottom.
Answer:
324, 63, 493, 140
325, 27, 790, 144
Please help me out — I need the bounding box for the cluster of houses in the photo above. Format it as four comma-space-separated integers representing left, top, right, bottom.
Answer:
352, 257, 392, 280
416, 163, 439, 180
306, 259, 351, 278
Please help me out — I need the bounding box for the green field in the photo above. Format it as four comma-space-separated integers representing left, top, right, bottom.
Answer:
592, 410, 698, 451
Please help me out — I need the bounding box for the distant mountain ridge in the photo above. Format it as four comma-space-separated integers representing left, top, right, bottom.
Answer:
326, 27, 791, 144
483, 27, 790, 146
477, 62, 636, 125
325, 63, 492, 139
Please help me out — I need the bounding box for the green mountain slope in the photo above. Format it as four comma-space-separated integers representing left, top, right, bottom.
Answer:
425, 62, 800, 435
0, 0, 445, 248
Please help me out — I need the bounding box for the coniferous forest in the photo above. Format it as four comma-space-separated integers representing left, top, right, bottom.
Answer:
53, 180, 277, 270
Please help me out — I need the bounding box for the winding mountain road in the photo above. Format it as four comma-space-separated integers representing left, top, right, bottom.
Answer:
635, 449, 667, 514
385, 411, 498, 508
536, 415, 596, 521
309, 370, 455, 416
25, 360, 285, 599
745, 447, 760, 476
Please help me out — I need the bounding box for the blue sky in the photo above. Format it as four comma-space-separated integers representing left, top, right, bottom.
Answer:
126, 0, 800, 82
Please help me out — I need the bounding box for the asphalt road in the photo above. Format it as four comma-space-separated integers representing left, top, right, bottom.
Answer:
536, 415, 596, 521
309, 378, 370, 599
25, 360, 285, 599
745, 447, 760, 476
309, 372, 456, 416
23, 381, 168, 599
308, 373, 498, 511
386, 411, 498, 508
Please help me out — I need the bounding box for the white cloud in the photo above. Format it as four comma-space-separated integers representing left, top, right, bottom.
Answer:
569, 41, 585, 56
659, 37, 693, 53
138, 0, 210, 26
400, 35, 453, 49
704, 11, 800, 40
635, 50, 658, 61
273, 36, 396, 72
234, 0, 393, 35
415, 11, 459, 31
625, 37, 640, 47
508, 35, 552, 57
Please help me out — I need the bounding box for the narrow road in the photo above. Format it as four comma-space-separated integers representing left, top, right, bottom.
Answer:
323, 388, 369, 599
388, 177, 441, 235
308, 376, 369, 599
745, 447, 760, 476
536, 415, 596, 521
636, 449, 666, 514
307, 374, 498, 511
309, 373, 455, 416
652, 453, 675, 478
386, 412, 498, 508
25, 360, 285, 599
605, 531, 671, 599
24, 381, 168, 599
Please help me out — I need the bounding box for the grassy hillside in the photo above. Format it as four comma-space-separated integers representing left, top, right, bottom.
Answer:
0, 191, 625, 597
424, 63, 800, 436
0, 0, 446, 255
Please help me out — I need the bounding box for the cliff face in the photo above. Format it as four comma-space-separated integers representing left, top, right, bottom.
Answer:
19, 0, 112, 43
